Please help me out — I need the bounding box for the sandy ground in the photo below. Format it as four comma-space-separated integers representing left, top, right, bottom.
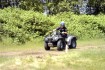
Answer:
0, 48, 66, 57
0, 45, 101, 57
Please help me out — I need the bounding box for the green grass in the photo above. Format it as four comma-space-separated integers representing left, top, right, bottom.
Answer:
1, 45, 105, 70
0, 39, 105, 70
40, 43, 105, 70
0, 38, 105, 52
77, 39, 105, 47
0, 41, 43, 52
0, 57, 11, 63
0, 37, 44, 52
65, 48, 105, 70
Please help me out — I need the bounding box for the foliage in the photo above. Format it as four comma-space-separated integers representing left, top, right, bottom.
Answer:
19, 0, 105, 14
0, 8, 105, 44
0, 8, 54, 44
0, 0, 105, 14
19, 0, 77, 14
88, 0, 105, 13
19, 0, 43, 12
50, 12, 105, 39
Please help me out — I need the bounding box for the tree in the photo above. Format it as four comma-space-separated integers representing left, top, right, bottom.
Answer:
89, 0, 105, 13
19, 0, 105, 14
19, 0, 43, 12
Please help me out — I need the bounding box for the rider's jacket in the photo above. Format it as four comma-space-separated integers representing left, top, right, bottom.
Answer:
56, 26, 67, 38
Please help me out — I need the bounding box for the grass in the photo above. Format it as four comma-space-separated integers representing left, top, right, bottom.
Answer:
0, 42, 42, 52
0, 38, 44, 52
40, 44, 105, 70
0, 38, 105, 52
1, 45, 105, 70
66, 48, 105, 70
0, 39, 105, 70
77, 39, 105, 47
0, 57, 11, 63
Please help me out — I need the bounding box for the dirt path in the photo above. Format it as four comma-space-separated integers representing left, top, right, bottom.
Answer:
0, 45, 105, 57
0, 49, 65, 57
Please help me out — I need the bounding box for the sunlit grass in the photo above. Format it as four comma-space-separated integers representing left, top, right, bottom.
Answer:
1, 46, 105, 70
0, 38, 44, 52
0, 39, 105, 70
0, 38, 105, 52
64, 48, 105, 70
0, 57, 11, 64
77, 39, 105, 47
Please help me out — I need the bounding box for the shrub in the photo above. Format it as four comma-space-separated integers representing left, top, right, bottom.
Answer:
0, 8, 54, 44
0, 8, 105, 44
50, 12, 105, 39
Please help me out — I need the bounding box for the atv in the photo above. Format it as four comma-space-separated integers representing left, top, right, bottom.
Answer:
44, 30, 77, 51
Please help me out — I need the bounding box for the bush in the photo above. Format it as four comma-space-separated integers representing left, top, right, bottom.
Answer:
0, 8, 54, 44
50, 12, 105, 39
0, 8, 105, 44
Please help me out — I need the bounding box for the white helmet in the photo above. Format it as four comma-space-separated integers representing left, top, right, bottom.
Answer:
60, 21, 65, 26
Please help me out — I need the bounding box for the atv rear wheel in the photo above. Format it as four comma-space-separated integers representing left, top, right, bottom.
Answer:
69, 39, 76, 49
44, 42, 50, 50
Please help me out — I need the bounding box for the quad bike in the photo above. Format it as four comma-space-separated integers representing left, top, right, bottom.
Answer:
44, 30, 77, 51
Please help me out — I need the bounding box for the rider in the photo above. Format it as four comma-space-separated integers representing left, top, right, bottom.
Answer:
54, 21, 67, 38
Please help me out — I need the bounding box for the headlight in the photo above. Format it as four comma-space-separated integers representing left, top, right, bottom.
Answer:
54, 37, 58, 40
45, 38, 48, 42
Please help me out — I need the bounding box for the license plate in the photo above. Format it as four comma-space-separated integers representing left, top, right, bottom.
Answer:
48, 43, 53, 47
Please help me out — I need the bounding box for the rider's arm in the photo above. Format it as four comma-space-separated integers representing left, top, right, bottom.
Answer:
53, 27, 60, 31
56, 27, 60, 30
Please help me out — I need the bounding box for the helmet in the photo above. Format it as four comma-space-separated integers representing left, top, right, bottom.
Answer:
60, 21, 65, 26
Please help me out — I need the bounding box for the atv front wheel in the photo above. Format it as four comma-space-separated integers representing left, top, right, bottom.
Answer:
44, 42, 50, 50
57, 40, 64, 51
